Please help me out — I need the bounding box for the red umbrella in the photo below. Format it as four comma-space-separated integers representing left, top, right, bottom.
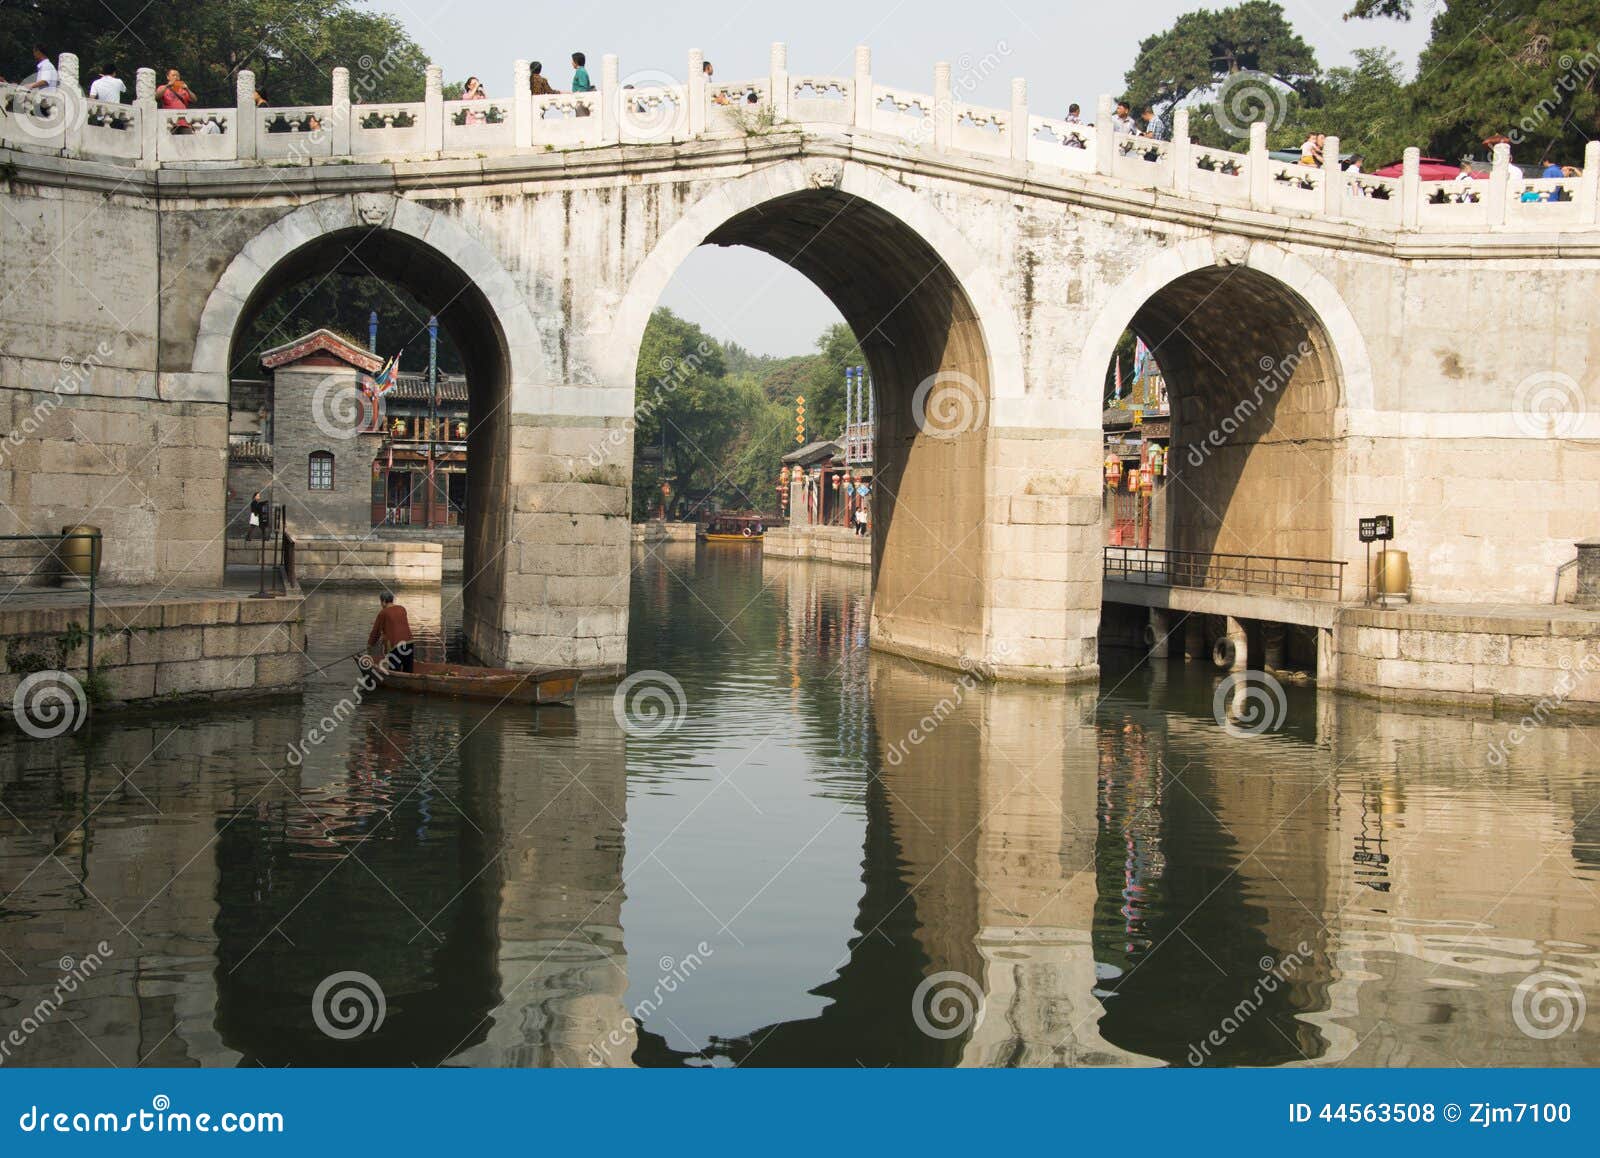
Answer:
1372, 157, 1479, 180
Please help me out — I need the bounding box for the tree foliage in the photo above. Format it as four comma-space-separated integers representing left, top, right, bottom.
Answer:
1123, 1, 1320, 123
1350, 0, 1600, 164
3, 0, 431, 105
236, 274, 464, 377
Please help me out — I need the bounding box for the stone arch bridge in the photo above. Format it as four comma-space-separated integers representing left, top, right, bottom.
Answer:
3, 45, 1597, 681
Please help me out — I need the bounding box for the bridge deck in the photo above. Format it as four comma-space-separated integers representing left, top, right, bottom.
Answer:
1102, 577, 1340, 628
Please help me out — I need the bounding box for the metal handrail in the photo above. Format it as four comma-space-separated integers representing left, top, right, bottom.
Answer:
0, 530, 103, 673
1104, 545, 1346, 601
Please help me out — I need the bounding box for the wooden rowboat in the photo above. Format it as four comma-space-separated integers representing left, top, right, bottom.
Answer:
356, 654, 579, 705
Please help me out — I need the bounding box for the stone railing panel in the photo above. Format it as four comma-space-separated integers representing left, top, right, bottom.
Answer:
351, 104, 425, 154
1417, 178, 1488, 228
619, 85, 688, 143
0, 84, 69, 150
1187, 144, 1247, 202
952, 102, 1008, 158
531, 92, 602, 147
1027, 114, 1094, 174
444, 98, 513, 149
707, 80, 769, 133
1344, 173, 1402, 225
1267, 158, 1321, 214
82, 99, 141, 159
790, 76, 851, 124
258, 106, 334, 158
157, 108, 234, 161
1507, 176, 1582, 225
871, 85, 936, 146
1112, 133, 1172, 186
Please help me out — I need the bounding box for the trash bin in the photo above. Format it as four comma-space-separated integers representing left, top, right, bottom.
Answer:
59, 524, 101, 585
1371, 548, 1410, 605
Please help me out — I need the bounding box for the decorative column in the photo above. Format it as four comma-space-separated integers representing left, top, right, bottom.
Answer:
769, 42, 789, 120
600, 54, 620, 143
424, 64, 444, 153
1487, 141, 1510, 225
687, 49, 706, 135
1009, 78, 1027, 164
1401, 146, 1421, 229
234, 69, 257, 159
1248, 120, 1270, 210
1322, 133, 1342, 218
1580, 140, 1600, 225
1170, 108, 1191, 195
853, 46, 872, 128
933, 63, 953, 151
136, 67, 159, 167
1094, 94, 1114, 175
513, 59, 532, 148
330, 67, 350, 156
59, 52, 83, 153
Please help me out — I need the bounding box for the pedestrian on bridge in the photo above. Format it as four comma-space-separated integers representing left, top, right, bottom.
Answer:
529, 62, 557, 95
23, 47, 58, 91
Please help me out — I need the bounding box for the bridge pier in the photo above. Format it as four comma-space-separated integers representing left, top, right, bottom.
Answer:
1184, 614, 1206, 662
1262, 622, 1286, 671
1147, 608, 1171, 659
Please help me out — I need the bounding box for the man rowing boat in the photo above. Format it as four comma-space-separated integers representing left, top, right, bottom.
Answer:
368, 591, 414, 673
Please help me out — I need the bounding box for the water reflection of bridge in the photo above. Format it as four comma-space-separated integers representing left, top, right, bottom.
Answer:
2, 589, 1597, 1066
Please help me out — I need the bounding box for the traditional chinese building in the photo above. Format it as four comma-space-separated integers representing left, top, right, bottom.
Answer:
225, 328, 470, 535
1103, 339, 1171, 548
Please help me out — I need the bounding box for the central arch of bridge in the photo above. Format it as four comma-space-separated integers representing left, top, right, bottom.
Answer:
621, 180, 1000, 665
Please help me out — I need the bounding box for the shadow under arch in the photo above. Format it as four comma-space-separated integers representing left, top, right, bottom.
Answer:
607, 162, 1024, 665
198, 197, 541, 664
1085, 243, 1367, 563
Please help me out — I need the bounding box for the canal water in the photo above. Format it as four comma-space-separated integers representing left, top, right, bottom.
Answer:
1, 543, 1596, 1067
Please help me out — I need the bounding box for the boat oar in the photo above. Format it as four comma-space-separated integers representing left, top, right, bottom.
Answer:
299, 647, 367, 677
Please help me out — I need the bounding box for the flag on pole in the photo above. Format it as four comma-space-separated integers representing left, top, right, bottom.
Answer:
372, 354, 400, 393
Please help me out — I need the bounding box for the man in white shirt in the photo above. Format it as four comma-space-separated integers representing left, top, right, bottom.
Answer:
88, 65, 125, 103
25, 46, 58, 91
1111, 101, 1136, 135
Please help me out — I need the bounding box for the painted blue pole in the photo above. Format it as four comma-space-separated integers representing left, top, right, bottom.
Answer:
368, 310, 379, 352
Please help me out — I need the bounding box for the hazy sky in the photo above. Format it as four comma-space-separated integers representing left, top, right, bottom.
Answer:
375, 1, 1430, 355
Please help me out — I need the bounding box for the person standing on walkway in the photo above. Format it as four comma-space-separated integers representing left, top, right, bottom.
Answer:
571, 52, 593, 92
529, 61, 557, 95
88, 65, 125, 103
246, 491, 269, 541
23, 46, 58, 91
368, 591, 415, 673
